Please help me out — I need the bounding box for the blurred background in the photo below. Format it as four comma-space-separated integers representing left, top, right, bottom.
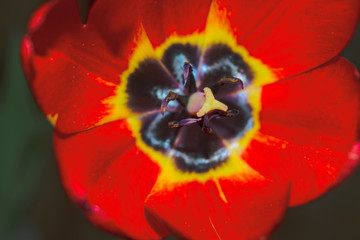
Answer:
0, 1, 359, 240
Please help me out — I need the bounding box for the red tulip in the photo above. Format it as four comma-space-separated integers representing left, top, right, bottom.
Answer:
21, 0, 360, 239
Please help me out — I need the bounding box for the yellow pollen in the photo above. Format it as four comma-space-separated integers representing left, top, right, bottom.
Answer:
196, 87, 228, 117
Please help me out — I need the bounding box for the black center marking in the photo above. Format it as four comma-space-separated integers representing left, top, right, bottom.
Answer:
126, 43, 254, 173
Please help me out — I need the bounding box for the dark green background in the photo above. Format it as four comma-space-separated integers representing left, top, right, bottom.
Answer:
0, 1, 359, 239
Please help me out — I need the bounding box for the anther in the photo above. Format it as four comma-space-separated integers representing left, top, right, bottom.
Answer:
183, 61, 190, 87
225, 109, 240, 117
168, 118, 201, 128
161, 91, 179, 116
183, 62, 197, 94
219, 76, 244, 89
210, 76, 244, 94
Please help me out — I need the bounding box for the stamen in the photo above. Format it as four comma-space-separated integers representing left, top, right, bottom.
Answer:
210, 76, 244, 94
202, 114, 213, 135
225, 109, 240, 117
168, 118, 201, 128
219, 76, 244, 89
183, 61, 190, 87
202, 109, 240, 135
183, 62, 197, 94
161, 91, 179, 116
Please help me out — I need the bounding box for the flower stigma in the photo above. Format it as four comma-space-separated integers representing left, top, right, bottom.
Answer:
161, 62, 244, 135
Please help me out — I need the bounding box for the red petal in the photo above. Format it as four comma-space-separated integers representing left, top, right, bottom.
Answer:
21, 0, 140, 133
54, 120, 135, 201
87, 0, 140, 56
54, 120, 167, 239
139, 0, 212, 47
86, 147, 168, 239
216, 0, 359, 78
25, 0, 127, 78
28, 53, 120, 133
145, 178, 290, 240
244, 58, 360, 206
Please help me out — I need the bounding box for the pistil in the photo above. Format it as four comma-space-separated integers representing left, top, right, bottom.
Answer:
195, 87, 228, 117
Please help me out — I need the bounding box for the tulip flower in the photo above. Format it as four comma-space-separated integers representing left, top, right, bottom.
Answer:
21, 0, 360, 239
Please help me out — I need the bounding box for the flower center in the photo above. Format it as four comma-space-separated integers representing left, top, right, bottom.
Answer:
125, 43, 256, 173
161, 62, 243, 135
